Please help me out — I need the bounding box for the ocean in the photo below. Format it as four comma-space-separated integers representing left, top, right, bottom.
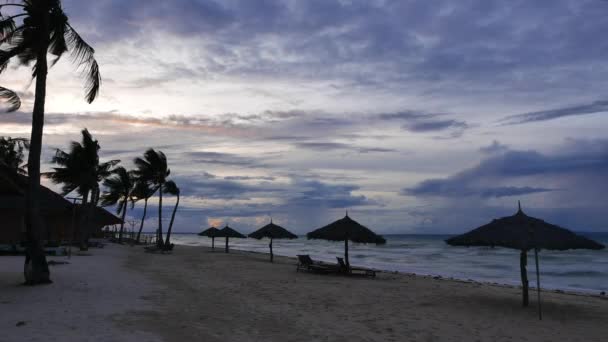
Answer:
169, 233, 608, 294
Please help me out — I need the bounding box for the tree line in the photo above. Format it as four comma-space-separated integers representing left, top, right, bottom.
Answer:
0, 133, 181, 250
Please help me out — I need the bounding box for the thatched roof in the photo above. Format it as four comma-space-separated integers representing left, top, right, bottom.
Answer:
216, 226, 246, 238
87, 206, 123, 226
249, 221, 298, 240
198, 226, 220, 237
307, 214, 386, 244
0, 166, 72, 214
446, 206, 605, 251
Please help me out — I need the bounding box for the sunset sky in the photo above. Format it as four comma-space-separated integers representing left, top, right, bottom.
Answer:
1, 0, 607, 234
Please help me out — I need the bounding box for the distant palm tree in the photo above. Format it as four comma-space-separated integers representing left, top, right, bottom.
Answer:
101, 167, 134, 244
131, 180, 158, 244
133, 149, 170, 247
163, 180, 180, 248
46, 129, 119, 249
0, 1, 101, 285
0, 137, 28, 174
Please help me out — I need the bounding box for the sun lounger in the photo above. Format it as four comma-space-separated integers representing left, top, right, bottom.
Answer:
296, 254, 339, 273
336, 257, 376, 278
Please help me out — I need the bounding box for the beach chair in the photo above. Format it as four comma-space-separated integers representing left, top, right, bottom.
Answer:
336, 257, 376, 278
296, 255, 337, 273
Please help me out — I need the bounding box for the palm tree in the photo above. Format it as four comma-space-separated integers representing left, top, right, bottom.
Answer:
163, 180, 180, 248
0, 137, 28, 173
100, 167, 134, 244
133, 149, 170, 247
46, 129, 118, 249
0, 1, 100, 285
131, 180, 157, 244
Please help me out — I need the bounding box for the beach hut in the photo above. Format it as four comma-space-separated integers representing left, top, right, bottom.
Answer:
198, 226, 220, 250
307, 212, 386, 267
446, 202, 605, 319
249, 219, 298, 262
216, 225, 245, 253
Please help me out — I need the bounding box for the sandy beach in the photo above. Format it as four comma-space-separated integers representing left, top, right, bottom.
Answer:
2, 243, 607, 342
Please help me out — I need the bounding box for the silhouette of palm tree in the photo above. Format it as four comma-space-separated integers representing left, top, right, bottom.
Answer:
101, 167, 134, 244
0, 137, 29, 174
163, 180, 180, 248
130, 180, 158, 244
134, 149, 170, 247
0, 1, 101, 285
46, 129, 119, 249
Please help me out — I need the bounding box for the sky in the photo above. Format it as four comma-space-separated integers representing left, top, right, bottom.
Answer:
1, 0, 607, 235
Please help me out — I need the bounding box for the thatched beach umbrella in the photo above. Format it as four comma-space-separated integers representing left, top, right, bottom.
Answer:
198, 226, 220, 250
216, 225, 246, 253
307, 212, 386, 267
249, 219, 298, 262
446, 202, 605, 319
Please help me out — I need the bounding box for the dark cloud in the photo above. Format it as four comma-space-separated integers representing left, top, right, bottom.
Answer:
294, 142, 396, 154
404, 139, 608, 199
185, 151, 261, 167
224, 175, 275, 181
502, 100, 608, 125
479, 140, 509, 154
378, 111, 469, 135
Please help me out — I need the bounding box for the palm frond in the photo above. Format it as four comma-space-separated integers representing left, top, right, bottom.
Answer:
163, 180, 180, 195
0, 86, 21, 112
65, 24, 100, 103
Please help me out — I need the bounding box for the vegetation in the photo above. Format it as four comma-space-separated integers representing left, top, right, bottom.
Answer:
163, 180, 180, 248
131, 180, 157, 243
0, 136, 28, 173
0, 0, 101, 285
134, 149, 171, 248
101, 167, 134, 244
46, 129, 119, 249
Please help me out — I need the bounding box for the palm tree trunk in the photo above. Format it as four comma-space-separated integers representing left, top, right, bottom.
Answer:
24, 9, 51, 285
118, 200, 127, 243
136, 198, 148, 243
157, 187, 163, 248
165, 193, 180, 247
79, 189, 90, 250
83, 186, 97, 247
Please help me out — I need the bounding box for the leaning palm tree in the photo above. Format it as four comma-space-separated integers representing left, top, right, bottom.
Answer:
163, 180, 180, 248
0, 1, 101, 285
133, 149, 170, 247
131, 180, 158, 244
46, 129, 118, 249
100, 167, 134, 244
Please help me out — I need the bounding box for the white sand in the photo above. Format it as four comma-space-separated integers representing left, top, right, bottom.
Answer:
2, 243, 608, 342
0, 244, 163, 342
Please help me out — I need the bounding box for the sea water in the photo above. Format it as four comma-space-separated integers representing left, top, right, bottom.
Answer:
169, 233, 608, 294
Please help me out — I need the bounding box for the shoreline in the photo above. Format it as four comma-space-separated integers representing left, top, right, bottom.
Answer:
177, 243, 608, 298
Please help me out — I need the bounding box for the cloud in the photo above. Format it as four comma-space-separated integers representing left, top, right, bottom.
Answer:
502, 100, 608, 125
378, 110, 469, 135
479, 140, 509, 154
293, 142, 396, 154
405, 139, 608, 199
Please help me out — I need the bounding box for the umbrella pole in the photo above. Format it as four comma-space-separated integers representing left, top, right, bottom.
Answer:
520, 250, 529, 307
212, 236, 215, 250
344, 239, 349, 267
269, 237, 273, 263
534, 248, 542, 320
225, 237, 229, 253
